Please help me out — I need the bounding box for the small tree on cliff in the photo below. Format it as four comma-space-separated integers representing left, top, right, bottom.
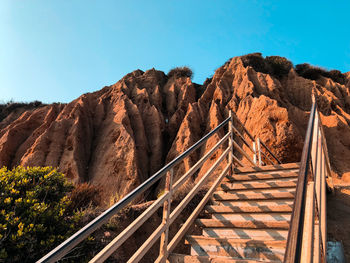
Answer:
168, 66, 193, 79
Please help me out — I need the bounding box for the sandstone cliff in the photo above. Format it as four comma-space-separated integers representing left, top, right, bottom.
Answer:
1, 55, 350, 200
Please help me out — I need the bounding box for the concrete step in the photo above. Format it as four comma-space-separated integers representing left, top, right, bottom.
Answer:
185, 236, 285, 261
196, 218, 290, 229
213, 189, 295, 201
210, 213, 291, 222
206, 204, 293, 213
202, 228, 288, 241
211, 199, 294, 208
233, 163, 299, 174
225, 171, 299, 182
219, 178, 297, 191
168, 253, 276, 263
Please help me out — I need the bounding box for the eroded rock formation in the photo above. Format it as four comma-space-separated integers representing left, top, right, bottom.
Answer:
1, 55, 350, 200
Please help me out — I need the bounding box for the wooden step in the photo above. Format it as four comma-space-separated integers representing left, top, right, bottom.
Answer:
206, 204, 293, 213
196, 219, 290, 229
219, 178, 297, 191
210, 213, 291, 222
219, 187, 296, 194
202, 228, 288, 241
211, 199, 294, 208
168, 253, 277, 263
185, 236, 286, 261
213, 189, 295, 201
224, 177, 298, 185
233, 163, 299, 174
225, 171, 299, 182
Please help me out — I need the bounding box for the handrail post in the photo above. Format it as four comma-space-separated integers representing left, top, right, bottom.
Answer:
320, 145, 327, 259
300, 182, 315, 262
229, 111, 234, 174
256, 138, 262, 166
253, 141, 257, 165
159, 168, 173, 262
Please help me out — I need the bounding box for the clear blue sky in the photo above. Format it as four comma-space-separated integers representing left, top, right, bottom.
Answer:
1, 1, 350, 103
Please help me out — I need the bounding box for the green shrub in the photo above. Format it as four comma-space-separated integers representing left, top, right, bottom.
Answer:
295, 63, 326, 80
241, 53, 293, 79
0, 100, 45, 122
324, 69, 346, 84
0, 166, 81, 262
295, 63, 346, 84
241, 53, 270, 74
168, 66, 193, 79
265, 56, 293, 78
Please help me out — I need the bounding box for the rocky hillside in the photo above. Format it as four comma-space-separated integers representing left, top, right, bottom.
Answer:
1, 54, 350, 200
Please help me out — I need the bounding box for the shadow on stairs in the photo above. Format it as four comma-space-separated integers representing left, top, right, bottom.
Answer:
168, 162, 300, 263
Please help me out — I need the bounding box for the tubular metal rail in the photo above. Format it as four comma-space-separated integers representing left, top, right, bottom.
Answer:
284, 95, 330, 262
37, 111, 279, 263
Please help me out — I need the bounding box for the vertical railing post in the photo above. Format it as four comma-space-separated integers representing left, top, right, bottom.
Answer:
253, 141, 257, 165
228, 111, 234, 174
256, 138, 262, 166
320, 144, 327, 260
159, 168, 173, 262
300, 182, 315, 262
311, 112, 319, 178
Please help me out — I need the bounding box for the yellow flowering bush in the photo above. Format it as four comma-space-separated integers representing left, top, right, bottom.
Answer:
0, 166, 81, 262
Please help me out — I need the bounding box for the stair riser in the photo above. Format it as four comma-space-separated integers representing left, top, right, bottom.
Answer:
197, 219, 290, 229
168, 253, 277, 263
202, 228, 288, 241
225, 172, 298, 182
213, 192, 295, 201
206, 204, 293, 213
211, 213, 291, 222
211, 199, 294, 207
216, 188, 296, 195
233, 163, 299, 173
220, 181, 297, 191
190, 244, 285, 261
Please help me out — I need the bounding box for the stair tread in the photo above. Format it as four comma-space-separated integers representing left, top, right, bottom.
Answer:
202, 228, 288, 240
225, 171, 299, 182
206, 204, 293, 213
213, 191, 295, 201
220, 179, 297, 191
196, 218, 290, 229
233, 163, 299, 174
187, 235, 286, 261
211, 213, 291, 222
168, 253, 279, 263
185, 235, 286, 246
216, 187, 296, 194
212, 199, 294, 206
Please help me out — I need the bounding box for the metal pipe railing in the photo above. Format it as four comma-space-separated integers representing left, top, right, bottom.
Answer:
284, 96, 329, 262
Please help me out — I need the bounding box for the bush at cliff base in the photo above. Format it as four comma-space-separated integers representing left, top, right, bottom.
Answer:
0, 166, 81, 262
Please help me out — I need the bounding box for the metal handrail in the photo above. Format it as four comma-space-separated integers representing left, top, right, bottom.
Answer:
284, 96, 329, 262
231, 112, 281, 164
259, 140, 281, 164
37, 117, 230, 262
38, 109, 282, 262
284, 101, 316, 262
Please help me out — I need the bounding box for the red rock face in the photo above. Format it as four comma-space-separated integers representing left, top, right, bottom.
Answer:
1, 56, 350, 200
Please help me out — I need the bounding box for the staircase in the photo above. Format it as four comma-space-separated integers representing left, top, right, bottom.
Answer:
169, 163, 300, 262
39, 95, 330, 263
